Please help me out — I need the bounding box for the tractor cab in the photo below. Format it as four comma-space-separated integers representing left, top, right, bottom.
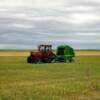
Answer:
38, 45, 52, 52
27, 45, 56, 63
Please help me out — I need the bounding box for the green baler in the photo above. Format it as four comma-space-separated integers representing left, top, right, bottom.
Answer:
56, 45, 75, 62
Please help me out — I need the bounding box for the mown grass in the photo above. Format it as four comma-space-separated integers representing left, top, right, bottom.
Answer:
0, 52, 100, 100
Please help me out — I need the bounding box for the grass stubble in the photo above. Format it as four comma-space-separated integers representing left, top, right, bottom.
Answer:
0, 50, 100, 100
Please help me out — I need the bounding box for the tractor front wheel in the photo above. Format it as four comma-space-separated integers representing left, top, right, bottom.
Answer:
34, 57, 41, 64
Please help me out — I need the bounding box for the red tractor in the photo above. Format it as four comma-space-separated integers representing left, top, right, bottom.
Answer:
27, 45, 56, 63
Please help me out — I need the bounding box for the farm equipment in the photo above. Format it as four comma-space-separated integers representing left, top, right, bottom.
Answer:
27, 44, 75, 63
56, 45, 75, 62
27, 45, 56, 63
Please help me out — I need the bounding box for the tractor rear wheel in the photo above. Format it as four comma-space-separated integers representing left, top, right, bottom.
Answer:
27, 56, 41, 64
27, 56, 34, 63
47, 53, 56, 63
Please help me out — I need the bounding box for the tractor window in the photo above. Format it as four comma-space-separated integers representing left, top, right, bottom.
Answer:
45, 47, 51, 51
39, 45, 52, 52
57, 48, 64, 55
39, 46, 51, 52
40, 46, 45, 51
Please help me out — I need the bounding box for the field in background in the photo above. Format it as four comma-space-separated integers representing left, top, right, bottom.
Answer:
0, 50, 100, 100
0, 49, 100, 56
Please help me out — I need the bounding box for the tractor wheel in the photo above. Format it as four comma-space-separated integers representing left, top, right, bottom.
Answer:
51, 59, 56, 63
48, 54, 56, 63
27, 56, 34, 63
34, 57, 41, 64
43, 54, 56, 63
48, 58, 52, 63
46, 58, 56, 63
27, 56, 41, 64
43, 58, 51, 63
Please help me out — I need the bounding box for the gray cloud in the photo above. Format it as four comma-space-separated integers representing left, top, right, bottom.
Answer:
0, 0, 100, 49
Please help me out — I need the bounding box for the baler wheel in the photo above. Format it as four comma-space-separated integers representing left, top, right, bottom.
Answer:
69, 59, 74, 63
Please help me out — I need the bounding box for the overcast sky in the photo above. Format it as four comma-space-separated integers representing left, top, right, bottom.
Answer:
0, 0, 100, 49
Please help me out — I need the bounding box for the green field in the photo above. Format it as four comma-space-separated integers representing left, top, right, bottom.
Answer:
0, 50, 100, 100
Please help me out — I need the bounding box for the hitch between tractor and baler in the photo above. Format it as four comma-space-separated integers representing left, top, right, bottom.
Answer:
27, 45, 75, 63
